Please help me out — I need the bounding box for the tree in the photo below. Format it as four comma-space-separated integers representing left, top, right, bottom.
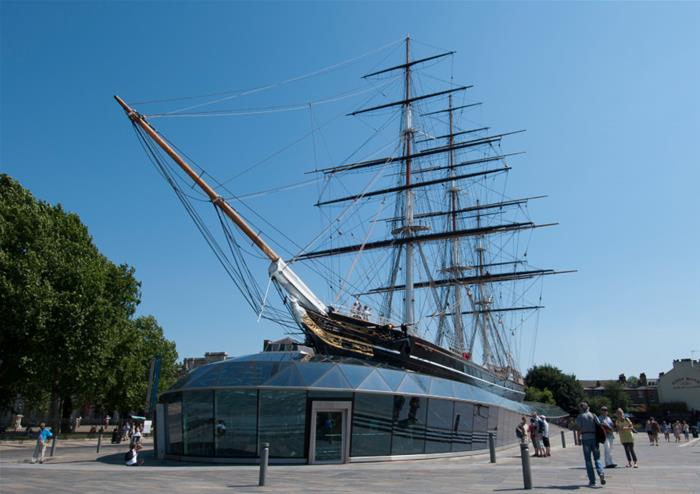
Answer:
626, 376, 639, 388
525, 364, 584, 415
0, 175, 178, 427
603, 381, 630, 411
101, 316, 179, 416
586, 395, 611, 415
525, 386, 556, 405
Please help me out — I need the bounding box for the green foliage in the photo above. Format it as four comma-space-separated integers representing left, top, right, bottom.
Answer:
525, 364, 584, 415
602, 381, 630, 411
585, 395, 611, 415
626, 376, 639, 388
101, 316, 179, 415
0, 174, 178, 421
524, 386, 556, 405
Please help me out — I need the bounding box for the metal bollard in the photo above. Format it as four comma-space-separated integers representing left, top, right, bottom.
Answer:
96, 430, 103, 453
573, 430, 578, 446
259, 442, 270, 487
50, 434, 57, 457
520, 442, 532, 490
488, 432, 496, 463
561, 430, 566, 448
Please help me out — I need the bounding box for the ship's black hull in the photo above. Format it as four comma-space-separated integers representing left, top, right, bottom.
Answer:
301, 309, 525, 402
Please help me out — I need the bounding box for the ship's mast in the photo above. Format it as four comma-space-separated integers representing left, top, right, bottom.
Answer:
403, 35, 415, 331
447, 95, 465, 353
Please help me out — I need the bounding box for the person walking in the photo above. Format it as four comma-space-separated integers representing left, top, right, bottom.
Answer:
31, 422, 53, 464
682, 421, 690, 441
673, 420, 682, 442
576, 402, 606, 487
662, 421, 671, 442
598, 406, 617, 468
644, 418, 653, 445
615, 408, 638, 468
650, 417, 660, 446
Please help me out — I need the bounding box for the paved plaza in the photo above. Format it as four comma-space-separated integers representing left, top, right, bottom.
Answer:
1, 431, 698, 493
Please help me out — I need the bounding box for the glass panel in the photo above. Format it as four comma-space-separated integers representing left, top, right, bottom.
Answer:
428, 377, 456, 399
396, 374, 427, 395
472, 405, 489, 450
351, 393, 393, 457
425, 398, 454, 454
261, 364, 305, 387
314, 411, 343, 462
295, 362, 334, 386
215, 390, 258, 458
357, 370, 392, 392
338, 365, 373, 389
189, 363, 224, 388
166, 399, 183, 455
183, 390, 214, 456
259, 391, 306, 459
377, 368, 405, 391
311, 366, 352, 389
391, 395, 426, 455
452, 401, 474, 452
220, 361, 280, 386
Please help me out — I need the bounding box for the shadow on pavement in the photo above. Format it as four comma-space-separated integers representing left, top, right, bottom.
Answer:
96, 448, 244, 468
494, 486, 583, 492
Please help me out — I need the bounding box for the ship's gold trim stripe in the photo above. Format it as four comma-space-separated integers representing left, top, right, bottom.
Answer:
302, 314, 374, 357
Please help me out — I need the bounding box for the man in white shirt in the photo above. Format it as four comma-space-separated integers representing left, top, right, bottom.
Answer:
598, 406, 617, 468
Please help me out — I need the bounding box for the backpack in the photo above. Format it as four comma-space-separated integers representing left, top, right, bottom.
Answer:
124, 450, 135, 462
594, 419, 606, 444
515, 425, 524, 439
537, 418, 545, 433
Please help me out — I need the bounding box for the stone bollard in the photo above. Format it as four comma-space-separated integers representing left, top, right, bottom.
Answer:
50, 434, 57, 457
259, 442, 270, 487
96, 429, 103, 453
561, 430, 566, 448
488, 432, 496, 463
520, 442, 532, 490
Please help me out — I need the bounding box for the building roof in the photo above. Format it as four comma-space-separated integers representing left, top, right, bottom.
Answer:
162, 351, 568, 416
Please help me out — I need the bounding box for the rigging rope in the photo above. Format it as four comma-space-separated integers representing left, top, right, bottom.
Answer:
136, 38, 404, 112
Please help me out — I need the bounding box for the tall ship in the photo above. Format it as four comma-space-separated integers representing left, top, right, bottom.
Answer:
117, 37, 571, 403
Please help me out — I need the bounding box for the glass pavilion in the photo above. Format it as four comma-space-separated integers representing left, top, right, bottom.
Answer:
159, 351, 539, 464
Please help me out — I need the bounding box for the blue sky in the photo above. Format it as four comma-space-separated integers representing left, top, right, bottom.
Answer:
2, 1, 699, 381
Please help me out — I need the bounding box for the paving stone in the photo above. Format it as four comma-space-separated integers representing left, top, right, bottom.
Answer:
1, 434, 698, 493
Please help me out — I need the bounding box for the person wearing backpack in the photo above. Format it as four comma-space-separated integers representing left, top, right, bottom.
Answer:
531, 414, 545, 457
576, 402, 606, 487
540, 415, 551, 457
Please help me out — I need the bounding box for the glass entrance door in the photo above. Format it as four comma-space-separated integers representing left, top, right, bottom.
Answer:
309, 401, 351, 464
314, 411, 343, 462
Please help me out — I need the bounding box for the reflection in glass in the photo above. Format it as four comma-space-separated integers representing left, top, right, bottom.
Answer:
259, 391, 306, 458
183, 390, 214, 456
351, 393, 393, 456
215, 390, 258, 457
425, 399, 454, 453
472, 404, 489, 450
314, 411, 343, 462
166, 399, 183, 455
391, 395, 426, 455
452, 401, 474, 452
